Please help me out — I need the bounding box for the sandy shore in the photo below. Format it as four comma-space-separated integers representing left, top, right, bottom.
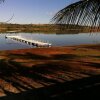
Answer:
0, 44, 100, 99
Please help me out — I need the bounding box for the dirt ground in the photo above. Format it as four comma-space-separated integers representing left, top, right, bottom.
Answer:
0, 44, 100, 99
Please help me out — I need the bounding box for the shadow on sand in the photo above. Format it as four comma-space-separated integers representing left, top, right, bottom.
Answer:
0, 53, 99, 99
0, 75, 100, 100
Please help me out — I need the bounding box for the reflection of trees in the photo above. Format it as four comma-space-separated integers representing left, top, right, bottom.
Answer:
51, 0, 100, 30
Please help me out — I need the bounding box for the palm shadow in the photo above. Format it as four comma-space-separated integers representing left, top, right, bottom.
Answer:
8, 53, 78, 61
0, 53, 99, 99
0, 74, 100, 100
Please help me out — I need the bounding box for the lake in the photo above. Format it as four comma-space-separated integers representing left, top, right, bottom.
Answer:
0, 32, 100, 50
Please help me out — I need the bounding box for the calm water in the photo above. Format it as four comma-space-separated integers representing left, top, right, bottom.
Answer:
0, 32, 100, 50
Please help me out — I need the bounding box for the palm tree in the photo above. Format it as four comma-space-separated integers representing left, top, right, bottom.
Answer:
51, 0, 100, 28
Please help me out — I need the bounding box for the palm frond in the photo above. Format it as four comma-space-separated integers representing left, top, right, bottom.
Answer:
51, 0, 100, 27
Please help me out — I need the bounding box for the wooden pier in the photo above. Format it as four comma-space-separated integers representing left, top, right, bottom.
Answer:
5, 36, 52, 47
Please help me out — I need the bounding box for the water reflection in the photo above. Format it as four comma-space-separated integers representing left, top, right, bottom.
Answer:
0, 32, 100, 50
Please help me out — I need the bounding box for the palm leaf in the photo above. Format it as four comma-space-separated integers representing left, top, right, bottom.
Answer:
51, 0, 100, 27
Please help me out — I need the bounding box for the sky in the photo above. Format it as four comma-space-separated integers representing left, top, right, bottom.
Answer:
0, 0, 79, 24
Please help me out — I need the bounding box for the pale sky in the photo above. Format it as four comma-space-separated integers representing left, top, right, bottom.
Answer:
0, 0, 79, 24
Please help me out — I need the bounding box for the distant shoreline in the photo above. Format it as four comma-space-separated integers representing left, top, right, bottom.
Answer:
0, 23, 100, 33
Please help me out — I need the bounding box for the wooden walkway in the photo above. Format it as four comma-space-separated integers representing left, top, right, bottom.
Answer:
6, 36, 52, 47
